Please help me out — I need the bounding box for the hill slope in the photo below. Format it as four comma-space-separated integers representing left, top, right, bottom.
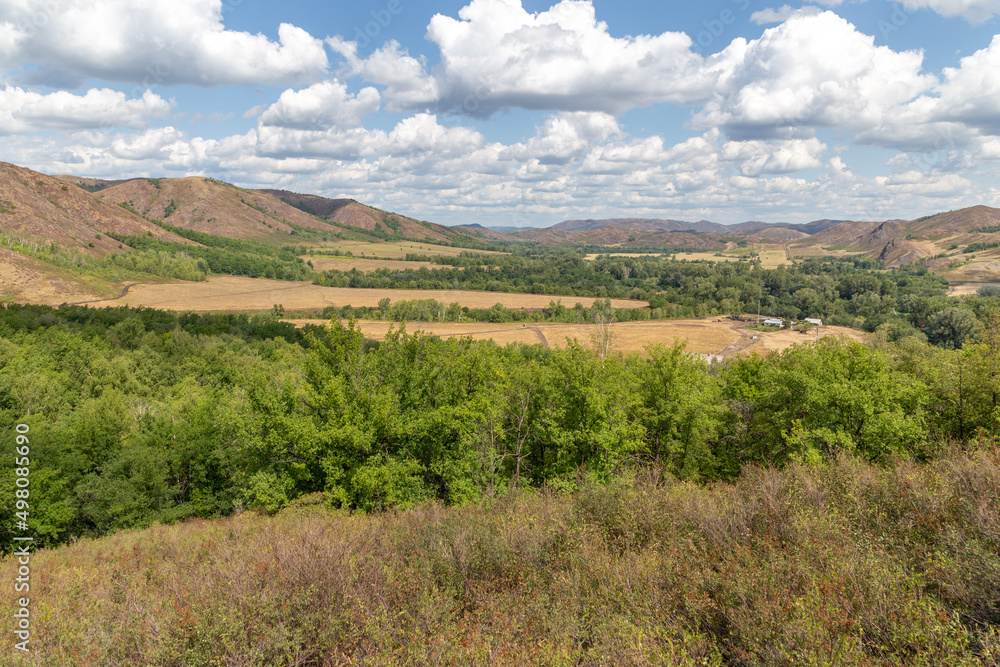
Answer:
1, 162, 190, 255
262, 188, 477, 245
93, 178, 341, 243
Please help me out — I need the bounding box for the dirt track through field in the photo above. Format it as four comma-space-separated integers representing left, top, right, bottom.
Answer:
717, 321, 756, 356
69, 281, 153, 306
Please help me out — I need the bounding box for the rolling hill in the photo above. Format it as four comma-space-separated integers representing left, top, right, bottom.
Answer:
261, 189, 468, 244
52, 176, 488, 247
1, 162, 191, 254
6, 159, 1000, 293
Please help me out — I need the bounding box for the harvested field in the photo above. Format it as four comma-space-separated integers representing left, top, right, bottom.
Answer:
304, 256, 446, 272
751, 325, 867, 354
80, 276, 647, 313
288, 317, 867, 357
288, 319, 739, 354
315, 241, 504, 260
755, 245, 792, 269
947, 281, 1000, 296
669, 244, 791, 268
583, 252, 669, 260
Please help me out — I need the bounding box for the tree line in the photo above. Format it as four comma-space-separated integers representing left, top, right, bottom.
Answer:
3, 303, 1000, 553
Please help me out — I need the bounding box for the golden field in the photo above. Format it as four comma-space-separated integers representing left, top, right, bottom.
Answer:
80, 275, 648, 312
288, 317, 867, 357
313, 240, 504, 260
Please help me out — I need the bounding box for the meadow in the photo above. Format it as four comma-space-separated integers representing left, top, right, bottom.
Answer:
4, 446, 998, 666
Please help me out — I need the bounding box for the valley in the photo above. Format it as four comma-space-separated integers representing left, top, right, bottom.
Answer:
3, 162, 1000, 667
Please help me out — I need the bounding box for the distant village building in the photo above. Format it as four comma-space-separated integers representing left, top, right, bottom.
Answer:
762, 318, 784, 327
805, 318, 823, 326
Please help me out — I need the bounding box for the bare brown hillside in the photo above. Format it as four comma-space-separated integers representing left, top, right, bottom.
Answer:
451, 224, 511, 241
733, 227, 809, 242
0, 162, 190, 255
262, 189, 461, 243
95, 178, 345, 242
906, 205, 1000, 237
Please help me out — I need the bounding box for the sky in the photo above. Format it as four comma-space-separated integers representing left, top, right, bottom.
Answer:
1, 0, 1000, 227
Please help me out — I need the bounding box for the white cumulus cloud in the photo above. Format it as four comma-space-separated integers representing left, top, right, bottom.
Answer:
695, 11, 935, 139
501, 112, 622, 165
892, 0, 1000, 23
0, 0, 328, 86
0, 86, 171, 134
332, 0, 712, 116
260, 81, 380, 130
933, 35, 1000, 135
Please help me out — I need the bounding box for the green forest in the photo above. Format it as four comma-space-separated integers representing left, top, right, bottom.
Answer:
2, 299, 999, 552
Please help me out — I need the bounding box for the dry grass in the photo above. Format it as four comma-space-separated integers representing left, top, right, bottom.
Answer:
287, 318, 866, 357
5, 447, 999, 666
292, 319, 739, 354
0, 248, 104, 304
81, 276, 648, 313
940, 259, 1000, 283
754, 244, 793, 269
583, 252, 669, 260
668, 244, 791, 269
948, 281, 996, 296
313, 241, 504, 259
751, 325, 868, 354
303, 256, 446, 273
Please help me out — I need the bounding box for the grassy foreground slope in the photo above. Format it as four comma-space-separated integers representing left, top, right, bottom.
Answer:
4, 447, 999, 666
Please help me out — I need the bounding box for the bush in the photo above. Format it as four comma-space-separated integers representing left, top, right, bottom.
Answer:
5, 446, 998, 665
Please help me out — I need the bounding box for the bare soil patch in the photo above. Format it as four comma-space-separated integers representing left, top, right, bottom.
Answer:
750, 325, 868, 354
0, 248, 101, 305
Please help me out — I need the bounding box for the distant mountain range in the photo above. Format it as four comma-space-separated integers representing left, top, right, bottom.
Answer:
549, 217, 847, 236
462, 207, 1000, 273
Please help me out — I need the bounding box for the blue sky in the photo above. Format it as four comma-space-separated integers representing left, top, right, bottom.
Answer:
1, 0, 999, 227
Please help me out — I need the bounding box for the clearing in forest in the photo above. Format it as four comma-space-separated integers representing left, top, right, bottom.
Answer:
313, 241, 505, 260
304, 256, 447, 272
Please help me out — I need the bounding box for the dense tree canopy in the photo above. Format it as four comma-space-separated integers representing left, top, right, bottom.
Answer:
3, 302, 1000, 554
